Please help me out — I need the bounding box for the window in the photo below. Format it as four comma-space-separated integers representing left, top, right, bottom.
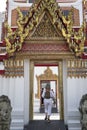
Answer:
28, 0, 34, 3
84, 47, 87, 53
62, 10, 69, 17
21, 10, 28, 16
62, 10, 74, 24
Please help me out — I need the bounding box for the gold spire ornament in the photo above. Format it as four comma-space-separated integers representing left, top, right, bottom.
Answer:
83, 0, 86, 5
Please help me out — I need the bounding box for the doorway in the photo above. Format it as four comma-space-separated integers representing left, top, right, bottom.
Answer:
29, 61, 64, 120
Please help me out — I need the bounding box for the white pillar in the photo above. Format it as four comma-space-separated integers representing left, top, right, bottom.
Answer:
24, 59, 30, 124
63, 60, 68, 124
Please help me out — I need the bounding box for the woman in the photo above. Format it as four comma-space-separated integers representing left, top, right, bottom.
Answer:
42, 83, 55, 122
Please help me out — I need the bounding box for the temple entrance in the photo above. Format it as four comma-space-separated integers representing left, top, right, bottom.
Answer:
34, 66, 58, 114
29, 60, 64, 120
40, 80, 57, 113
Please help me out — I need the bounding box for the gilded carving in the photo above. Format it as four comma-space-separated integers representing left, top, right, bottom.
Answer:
29, 61, 34, 120
4, 7, 28, 56
4, 0, 85, 57
31, 13, 60, 38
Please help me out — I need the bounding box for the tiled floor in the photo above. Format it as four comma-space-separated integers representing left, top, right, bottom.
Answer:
33, 113, 60, 120
25, 120, 66, 130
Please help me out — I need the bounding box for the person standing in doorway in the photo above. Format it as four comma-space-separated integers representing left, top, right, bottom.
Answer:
42, 83, 56, 122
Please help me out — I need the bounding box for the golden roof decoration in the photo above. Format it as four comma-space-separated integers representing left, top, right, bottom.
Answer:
83, 0, 86, 5
5, 0, 86, 57
36, 66, 58, 79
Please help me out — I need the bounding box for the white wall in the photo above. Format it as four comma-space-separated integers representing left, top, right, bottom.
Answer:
67, 77, 87, 111
0, 12, 5, 41
67, 77, 87, 130
0, 76, 24, 130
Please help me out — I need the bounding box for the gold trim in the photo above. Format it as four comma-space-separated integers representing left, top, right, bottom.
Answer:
58, 61, 64, 119
29, 60, 34, 120
29, 60, 64, 120
15, 53, 75, 60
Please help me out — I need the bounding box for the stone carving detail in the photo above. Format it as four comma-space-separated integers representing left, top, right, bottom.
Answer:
0, 95, 12, 130
32, 13, 60, 38
79, 94, 87, 130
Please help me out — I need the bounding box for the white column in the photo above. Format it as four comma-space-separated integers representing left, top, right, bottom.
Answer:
13, 77, 24, 110
0, 76, 3, 95
8, 77, 15, 108
24, 59, 30, 124
63, 60, 68, 124
2, 77, 9, 96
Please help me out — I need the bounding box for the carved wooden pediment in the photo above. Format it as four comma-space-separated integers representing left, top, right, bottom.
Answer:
28, 11, 63, 39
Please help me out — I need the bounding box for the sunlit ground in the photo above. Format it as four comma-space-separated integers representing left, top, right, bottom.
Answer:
33, 113, 60, 120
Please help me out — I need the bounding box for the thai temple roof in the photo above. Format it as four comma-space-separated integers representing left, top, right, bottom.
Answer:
0, 0, 87, 59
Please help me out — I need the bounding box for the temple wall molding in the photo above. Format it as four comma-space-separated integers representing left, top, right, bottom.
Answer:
67, 59, 87, 78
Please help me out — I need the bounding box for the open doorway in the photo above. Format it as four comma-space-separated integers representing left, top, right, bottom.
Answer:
40, 80, 57, 113
33, 64, 60, 120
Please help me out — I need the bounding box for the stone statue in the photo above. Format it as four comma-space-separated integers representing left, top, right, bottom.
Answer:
0, 95, 12, 130
79, 94, 87, 130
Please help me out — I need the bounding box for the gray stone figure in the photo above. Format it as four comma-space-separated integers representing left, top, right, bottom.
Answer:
0, 95, 12, 130
79, 94, 87, 130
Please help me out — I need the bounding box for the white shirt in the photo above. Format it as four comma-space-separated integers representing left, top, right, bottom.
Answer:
42, 89, 55, 99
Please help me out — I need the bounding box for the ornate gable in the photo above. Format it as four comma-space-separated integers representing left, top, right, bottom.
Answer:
5, 0, 86, 57
29, 11, 63, 38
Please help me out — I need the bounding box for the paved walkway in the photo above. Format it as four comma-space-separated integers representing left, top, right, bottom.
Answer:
24, 113, 66, 130
33, 113, 60, 120
24, 120, 66, 130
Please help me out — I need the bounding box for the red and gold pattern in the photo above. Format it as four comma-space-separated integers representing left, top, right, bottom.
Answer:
4, 0, 86, 57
